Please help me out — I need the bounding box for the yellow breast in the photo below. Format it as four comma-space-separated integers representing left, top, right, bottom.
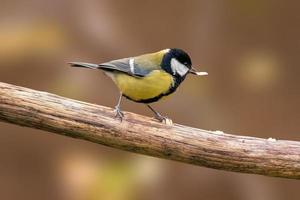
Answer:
112, 70, 174, 102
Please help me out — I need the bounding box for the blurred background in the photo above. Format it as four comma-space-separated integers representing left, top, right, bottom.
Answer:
0, 0, 299, 199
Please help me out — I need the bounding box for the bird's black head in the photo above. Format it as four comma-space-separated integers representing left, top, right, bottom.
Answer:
161, 48, 192, 79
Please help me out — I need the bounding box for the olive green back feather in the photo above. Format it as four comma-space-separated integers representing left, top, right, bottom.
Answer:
133, 49, 167, 70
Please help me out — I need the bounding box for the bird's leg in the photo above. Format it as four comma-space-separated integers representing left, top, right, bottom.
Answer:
114, 92, 124, 121
147, 105, 164, 120
147, 105, 173, 125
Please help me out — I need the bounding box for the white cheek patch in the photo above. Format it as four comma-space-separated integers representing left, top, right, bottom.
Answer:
171, 58, 189, 76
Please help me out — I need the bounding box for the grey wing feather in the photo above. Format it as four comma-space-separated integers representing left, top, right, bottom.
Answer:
99, 58, 151, 77
69, 62, 99, 69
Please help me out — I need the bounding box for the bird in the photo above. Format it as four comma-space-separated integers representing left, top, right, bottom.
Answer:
69, 48, 207, 124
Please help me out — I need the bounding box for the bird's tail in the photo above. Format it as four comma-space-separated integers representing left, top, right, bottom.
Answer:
69, 62, 99, 69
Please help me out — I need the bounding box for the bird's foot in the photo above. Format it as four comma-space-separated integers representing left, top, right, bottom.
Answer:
154, 113, 173, 125
114, 106, 124, 121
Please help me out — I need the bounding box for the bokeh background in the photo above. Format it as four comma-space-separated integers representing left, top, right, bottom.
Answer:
0, 0, 299, 199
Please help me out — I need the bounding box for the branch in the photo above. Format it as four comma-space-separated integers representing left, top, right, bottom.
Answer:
0, 82, 299, 179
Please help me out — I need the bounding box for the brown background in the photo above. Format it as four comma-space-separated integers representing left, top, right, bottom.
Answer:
0, 0, 299, 200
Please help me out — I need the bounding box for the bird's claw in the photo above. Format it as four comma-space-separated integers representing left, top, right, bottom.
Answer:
162, 117, 173, 125
154, 114, 173, 125
114, 106, 124, 121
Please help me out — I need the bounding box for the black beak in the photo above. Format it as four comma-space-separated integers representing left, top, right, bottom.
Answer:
189, 67, 208, 76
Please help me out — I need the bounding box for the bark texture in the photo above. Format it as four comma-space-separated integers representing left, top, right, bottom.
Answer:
0, 82, 299, 179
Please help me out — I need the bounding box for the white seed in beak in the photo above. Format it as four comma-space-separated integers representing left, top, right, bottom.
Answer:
194, 71, 208, 76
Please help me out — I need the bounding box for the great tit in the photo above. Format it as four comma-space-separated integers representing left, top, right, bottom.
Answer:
70, 48, 207, 124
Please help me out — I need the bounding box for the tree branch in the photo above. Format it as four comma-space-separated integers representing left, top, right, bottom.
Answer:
0, 81, 299, 179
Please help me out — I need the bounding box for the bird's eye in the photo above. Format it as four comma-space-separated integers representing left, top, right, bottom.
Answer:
184, 62, 190, 67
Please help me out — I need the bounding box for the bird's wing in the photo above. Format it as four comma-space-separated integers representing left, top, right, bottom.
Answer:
99, 51, 165, 77
98, 58, 150, 77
